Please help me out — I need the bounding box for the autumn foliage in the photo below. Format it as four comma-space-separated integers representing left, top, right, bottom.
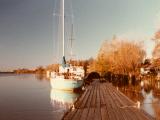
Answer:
89, 38, 146, 76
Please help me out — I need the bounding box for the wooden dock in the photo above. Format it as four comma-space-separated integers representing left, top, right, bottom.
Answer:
63, 80, 155, 120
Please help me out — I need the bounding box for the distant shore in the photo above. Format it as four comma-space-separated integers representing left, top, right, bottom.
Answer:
0, 72, 14, 74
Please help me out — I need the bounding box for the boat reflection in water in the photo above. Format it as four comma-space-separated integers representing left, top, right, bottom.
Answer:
50, 89, 79, 119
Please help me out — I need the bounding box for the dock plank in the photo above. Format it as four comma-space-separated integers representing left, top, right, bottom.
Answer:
87, 108, 95, 120
101, 106, 109, 120
79, 108, 89, 120
86, 86, 94, 108
90, 84, 97, 107
75, 86, 91, 108
63, 80, 155, 120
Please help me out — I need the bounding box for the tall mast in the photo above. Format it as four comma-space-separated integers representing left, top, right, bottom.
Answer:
62, 0, 65, 57
70, 24, 73, 58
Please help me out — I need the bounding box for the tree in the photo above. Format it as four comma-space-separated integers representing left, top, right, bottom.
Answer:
90, 37, 146, 76
46, 64, 59, 72
152, 29, 160, 59
154, 29, 160, 41
35, 66, 45, 74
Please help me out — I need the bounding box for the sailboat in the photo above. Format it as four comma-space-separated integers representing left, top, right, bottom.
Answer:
50, 0, 85, 91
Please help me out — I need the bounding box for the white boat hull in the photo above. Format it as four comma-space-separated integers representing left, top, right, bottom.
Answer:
50, 77, 84, 91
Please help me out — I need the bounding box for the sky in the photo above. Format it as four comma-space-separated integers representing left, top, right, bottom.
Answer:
0, 0, 160, 70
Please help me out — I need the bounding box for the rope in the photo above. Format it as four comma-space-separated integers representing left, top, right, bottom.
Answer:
119, 101, 140, 109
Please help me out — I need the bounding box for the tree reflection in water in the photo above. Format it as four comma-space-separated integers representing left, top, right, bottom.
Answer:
111, 76, 160, 119
35, 74, 50, 81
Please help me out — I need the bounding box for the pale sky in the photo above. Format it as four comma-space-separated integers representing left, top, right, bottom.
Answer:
0, 0, 160, 70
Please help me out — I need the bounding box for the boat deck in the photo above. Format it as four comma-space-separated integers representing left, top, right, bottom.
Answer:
62, 80, 155, 120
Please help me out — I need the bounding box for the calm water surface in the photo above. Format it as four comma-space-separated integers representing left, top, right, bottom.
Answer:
2, 74, 159, 119
112, 77, 160, 119
0, 74, 79, 120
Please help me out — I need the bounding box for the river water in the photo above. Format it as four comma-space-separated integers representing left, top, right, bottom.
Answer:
0, 74, 79, 120
112, 77, 160, 119
1, 74, 159, 119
